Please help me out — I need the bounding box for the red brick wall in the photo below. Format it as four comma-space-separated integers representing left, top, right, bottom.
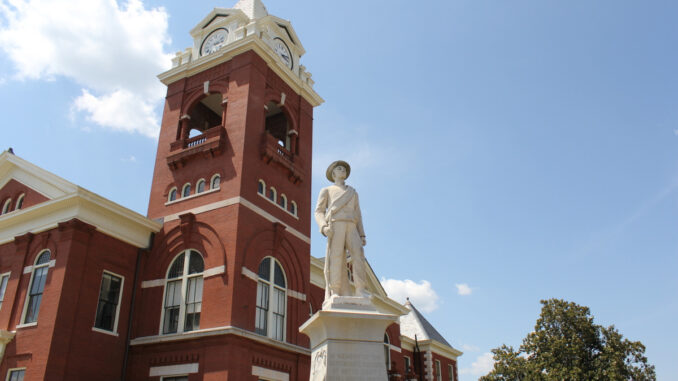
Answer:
0, 179, 49, 212
0, 218, 140, 380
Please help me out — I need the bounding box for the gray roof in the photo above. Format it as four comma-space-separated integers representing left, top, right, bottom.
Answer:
399, 300, 451, 347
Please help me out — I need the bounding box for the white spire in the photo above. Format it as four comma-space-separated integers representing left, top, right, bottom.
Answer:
233, 0, 269, 20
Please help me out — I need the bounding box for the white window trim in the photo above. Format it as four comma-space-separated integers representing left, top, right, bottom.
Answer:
181, 183, 191, 198
268, 187, 277, 203
1, 199, 11, 214
168, 187, 178, 202
252, 365, 289, 381
196, 178, 206, 194
0, 272, 11, 310
257, 179, 266, 195
279, 194, 287, 209
5, 367, 26, 381
255, 257, 287, 342
159, 250, 204, 335
150, 363, 198, 377
14, 194, 24, 211
404, 356, 411, 374
210, 173, 221, 190
290, 201, 297, 217
165, 187, 219, 206
92, 270, 124, 335
20, 250, 50, 325
448, 364, 455, 381
257, 190, 299, 220
435, 359, 442, 381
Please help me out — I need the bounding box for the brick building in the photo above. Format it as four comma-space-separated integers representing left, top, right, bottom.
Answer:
0, 1, 461, 380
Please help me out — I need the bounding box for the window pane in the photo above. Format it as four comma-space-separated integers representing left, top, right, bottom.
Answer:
188, 252, 204, 274
0, 274, 9, 304
8, 369, 25, 381
168, 254, 185, 279
182, 184, 191, 197
258, 181, 264, 194
94, 273, 122, 331
197, 180, 205, 193
274, 262, 285, 288
169, 189, 177, 201
36, 251, 50, 265
24, 265, 48, 323
211, 175, 220, 189
255, 281, 269, 335
258, 258, 271, 280
184, 277, 203, 332
272, 287, 285, 341
163, 280, 182, 334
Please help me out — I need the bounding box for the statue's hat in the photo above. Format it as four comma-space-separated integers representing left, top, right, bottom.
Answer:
326, 160, 351, 182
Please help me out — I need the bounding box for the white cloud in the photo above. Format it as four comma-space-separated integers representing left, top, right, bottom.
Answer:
121, 155, 137, 162
73, 89, 160, 137
380, 278, 439, 313
461, 344, 480, 352
455, 283, 472, 296
674, 129, 678, 136
0, 0, 172, 137
460, 352, 495, 377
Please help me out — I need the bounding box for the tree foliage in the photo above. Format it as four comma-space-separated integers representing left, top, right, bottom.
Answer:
480, 299, 655, 381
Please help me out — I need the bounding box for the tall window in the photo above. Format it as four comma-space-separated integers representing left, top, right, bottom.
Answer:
448, 364, 455, 381
435, 360, 442, 381
211, 174, 221, 189
196, 179, 206, 194
290, 201, 297, 216
7, 369, 25, 381
22, 250, 50, 324
257, 180, 265, 195
255, 257, 286, 341
94, 271, 123, 332
404, 356, 411, 374
267, 187, 276, 203
1, 199, 11, 214
182, 183, 191, 198
0, 272, 9, 310
279, 194, 287, 209
162, 250, 204, 334
384, 333, 391, 370
15, 194, 24, 210
168, 188, 177, 202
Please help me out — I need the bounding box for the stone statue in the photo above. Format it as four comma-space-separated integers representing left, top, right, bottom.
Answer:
314, 160, 368, 302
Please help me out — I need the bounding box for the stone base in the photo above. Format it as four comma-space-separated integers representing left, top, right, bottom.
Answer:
299, 307, 398, 381
321, 294, 375, 311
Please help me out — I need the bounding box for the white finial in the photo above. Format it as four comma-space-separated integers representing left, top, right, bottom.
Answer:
233, 0, 269, 20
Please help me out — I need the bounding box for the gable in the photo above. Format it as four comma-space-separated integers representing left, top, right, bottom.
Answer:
0, 179, 50, 213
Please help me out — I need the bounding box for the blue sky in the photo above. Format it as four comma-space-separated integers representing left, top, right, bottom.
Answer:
1, 0, 677, 379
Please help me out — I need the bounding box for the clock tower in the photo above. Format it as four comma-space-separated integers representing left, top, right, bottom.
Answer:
129, 0, 323, 379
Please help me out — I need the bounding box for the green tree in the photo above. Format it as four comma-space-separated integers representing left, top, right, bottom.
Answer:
480, 299, 655, 381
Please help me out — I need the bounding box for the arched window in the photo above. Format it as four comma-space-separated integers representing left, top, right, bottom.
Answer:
187, 93, 224, 134
268, 187, 277, 203
384, 333, 391, 370
211, 174, 221, 190
22, 250, 51, 324
168, 187, 178, 202
196, 179, 206, 194
257, 180, 266, 195
182, 183, 191, 198
255, 257, 286, 341
279, 194, 287, 209
290, 201, 297, 216
15, 194, 24, 210
1, 199, 11, 214
162, 250, 204, 334
265, 102, 291, 151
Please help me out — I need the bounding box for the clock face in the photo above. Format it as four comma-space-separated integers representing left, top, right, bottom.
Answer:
273, 38, 293, 69
201, 28, 229, 56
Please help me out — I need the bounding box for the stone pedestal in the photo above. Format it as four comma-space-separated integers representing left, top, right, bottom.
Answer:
300, 296, 398, 381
